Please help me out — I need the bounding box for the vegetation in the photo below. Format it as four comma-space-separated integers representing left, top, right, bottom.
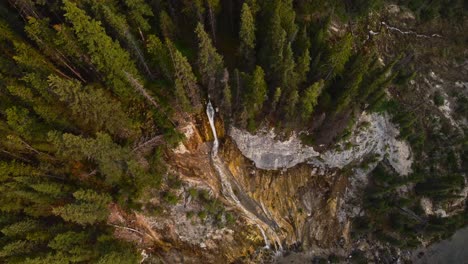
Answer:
0, 0, 465, 262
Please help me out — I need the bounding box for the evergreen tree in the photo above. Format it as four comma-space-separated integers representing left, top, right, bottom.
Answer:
122, 0, 154, 32
260, 1, 286, 79
294, 26, 311, 84
300, 80, 324, 120
195, 23, 224, 97
245, 66, 267, 119
62, 0, 140, 100
48, 132, 129, 184
166, 39, 201, 111
221, 69, 232, 116
239, 3, 256, 66
335, 53, 372, 113
159, 10, 177, 39
53, 189, 111, 226
323, 33, 353, 79
146, 35, 173, 81
47, 75, 137, 138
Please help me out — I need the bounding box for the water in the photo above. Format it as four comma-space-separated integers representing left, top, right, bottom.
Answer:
206, 101, 219, 156
413, 226, 468, 264
205, 101, 281, 252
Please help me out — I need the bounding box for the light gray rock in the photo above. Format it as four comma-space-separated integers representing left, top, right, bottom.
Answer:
229, 127, 319, 170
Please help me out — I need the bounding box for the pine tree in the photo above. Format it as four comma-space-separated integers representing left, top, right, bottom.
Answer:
62, 0, 140, 100
260, 1, 286, 79
278, 0, 298, 41
5, 106, 35, 140
47, 75, 137, 138
159, 10, 177, 39
285, 89, 299, 119
335, 53, 372, 113
221, 69, 232, 116
323, 33, 353, 79
271, 87, 282, 112
166, 39, 201, 111
300, 80, 324, 120
245, 66, 267, 118
280, 42, 297, 91
146, 35, 173, 81
48, 132, 129, 184
239, 3, 256, 66
294, 26, 311, 84
48, 231, 95, 262
53, 189, 111, 226
122, 0, 154, 32
195, 23, 224, 96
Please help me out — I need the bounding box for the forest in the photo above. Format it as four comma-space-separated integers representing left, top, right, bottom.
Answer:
0, 0, 466, 263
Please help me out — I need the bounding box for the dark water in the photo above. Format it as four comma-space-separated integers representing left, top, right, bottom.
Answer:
413, 227, 468, 264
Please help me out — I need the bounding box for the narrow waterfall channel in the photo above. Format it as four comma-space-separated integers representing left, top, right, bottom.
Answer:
206, 101, 283, 252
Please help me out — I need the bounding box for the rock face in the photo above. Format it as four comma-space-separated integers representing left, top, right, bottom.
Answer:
314, 112, 413, 176
140, 110, 414, 263
230, 112, 413, 176
229, 127, 319, 170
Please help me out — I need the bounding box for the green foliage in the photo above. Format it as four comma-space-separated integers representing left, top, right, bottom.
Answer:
239, 3, 256, 66
323, 33, 353, 79
244, 66, 267, 120
48, 132, 129, 184
159, 11, 176, 39
300, 80, 324, 120
47, 75, 137, 137
63, 0, 140, 100
166, 39, 200, 111
146, 35, 173, 81
122, 0, 154, 32
53, 189, 111, 225
195, 23, 224, 91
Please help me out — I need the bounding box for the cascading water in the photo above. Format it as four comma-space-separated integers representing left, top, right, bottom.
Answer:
206, 101, 219, 156
205, 101, 282, 252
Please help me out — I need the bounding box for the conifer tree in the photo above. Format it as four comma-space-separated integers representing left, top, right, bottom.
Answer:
166, 39, 200, 111
245, 66, 267, 118
5, 106, 35, 140
48, 132, 129, 184
280, 42, 297, 91
260, 1, 286, 79
122, 0, 154, 32
294, 26, 311, 84
195, 23, 224, 96
47, 75, 137, 138
323, 33, 353, 79
239, 3, 256, 66
271, 87, 282, 112
221, 69, 232, 116
285, 89, 299, 119
53, 189, 111, 226
159, 10, 177, 39
146, 35, 173, 80
301, 80, 324, 120
335, 53, 371, 113
62, 0, 140, 100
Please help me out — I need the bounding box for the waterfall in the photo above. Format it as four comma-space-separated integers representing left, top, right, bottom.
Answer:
206, 101, 219, 156
205, 101, 280, 251
257, 224, 270, 249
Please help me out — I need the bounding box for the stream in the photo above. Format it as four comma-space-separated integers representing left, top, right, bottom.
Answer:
206, 101, 283, 252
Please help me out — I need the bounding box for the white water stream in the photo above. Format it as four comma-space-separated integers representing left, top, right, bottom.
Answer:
206, 101, 282, 252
